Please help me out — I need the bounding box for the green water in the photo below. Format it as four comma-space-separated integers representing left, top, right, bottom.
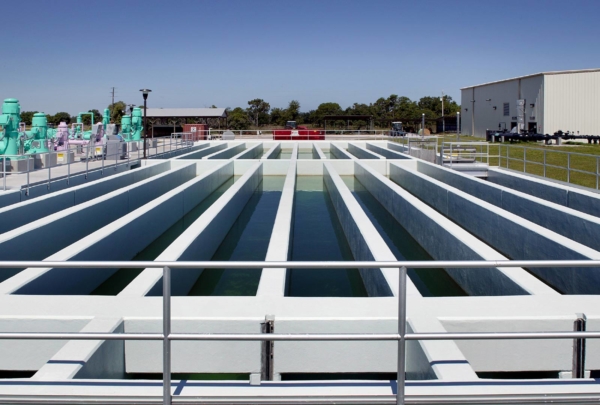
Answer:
274, 150, 293, 159
322, 151, 336, 159
187, 176, 285, 296
286, 176, 368, 297
90, 177, 239, 295
297, 151, 316, 159
341, 176, 467, 297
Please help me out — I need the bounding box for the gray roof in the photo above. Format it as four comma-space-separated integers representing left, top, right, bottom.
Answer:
461, 68, 600, 90
145, 108, 227, 118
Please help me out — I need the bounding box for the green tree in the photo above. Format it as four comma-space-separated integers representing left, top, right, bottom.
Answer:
228, 107, 250, 130
19, 111, 37, 125
315, 102, 343, 127
270, 107, 286, 126
81, 109, 102, 125
284, 100, 301, 123
246, 98, 271, 127
108, 101, 126, 124
51, 112, 71, 125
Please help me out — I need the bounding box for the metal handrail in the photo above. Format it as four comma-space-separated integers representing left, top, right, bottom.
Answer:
490, 144, 600, 190
0, 259, 599, 405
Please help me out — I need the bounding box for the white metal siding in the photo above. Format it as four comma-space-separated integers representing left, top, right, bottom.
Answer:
544, 71, 600, 135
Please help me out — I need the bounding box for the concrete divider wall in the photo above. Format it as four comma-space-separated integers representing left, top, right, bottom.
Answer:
0, 163, 197, 283
417, 160, 600, 252
0, 190, 21, 210
11, 162, 233, 296
347, 143, 382, 160
175, 143, 228, 160
264, 143, 281, 159
32, 318, 125, 380
366, 143, 410, 159
330, 143, 352, 159
387, 141, 409, 153
488, 167, 600, 217
0, 161, 171, 235
313, 143, 326, 160
141, 162, 263, 296
256, 161, 296, 296
236, 143, 263, 160
391, 163, 600, 294
323, 163, 395, 297
355, 161, 531, 296
207, 143, 246, 160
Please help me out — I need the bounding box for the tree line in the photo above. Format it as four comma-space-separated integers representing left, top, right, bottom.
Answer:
18, 94, 460, 132
227, 94, 460, 131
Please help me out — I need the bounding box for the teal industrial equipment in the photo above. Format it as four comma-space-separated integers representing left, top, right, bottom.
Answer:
22, 113, 52, 154
130, 107, 142, 141
0, 99, 22, 156
102, 109, 110, 130
120, 114, 132, 140
74, 112, 96, 140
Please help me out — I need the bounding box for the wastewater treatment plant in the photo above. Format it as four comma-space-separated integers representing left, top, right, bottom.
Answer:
0, 97, 600, 404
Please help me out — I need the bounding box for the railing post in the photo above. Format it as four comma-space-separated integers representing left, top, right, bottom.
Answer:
26, 156, 30, 193
163, 266, 171, 405
48, 152, 51, 190
523, 147, 526, 173
2, 156, 5, 191
397, 266, 407, 405
506, 145, 509, 168
543, 149, 547, 178
67, 147, 70, 185
85, 144, 89, 179
567, 153, 571, 183
101, 144, 105, 175
596, 158, 600, 190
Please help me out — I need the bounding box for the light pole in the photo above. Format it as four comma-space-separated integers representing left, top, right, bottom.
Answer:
440, 91, 445, 133
421, 113, 425, 137
139, 89, 152, 159
457, 112, 460, 142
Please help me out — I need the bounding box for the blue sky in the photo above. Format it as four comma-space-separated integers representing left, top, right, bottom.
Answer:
1, 0, 599, 115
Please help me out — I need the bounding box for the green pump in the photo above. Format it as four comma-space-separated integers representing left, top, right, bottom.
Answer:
130, 107, 143, 141
120, 114, 132, 140
0, 99, 22, 156
22, 113, 52, 154
102, 108, 110, 130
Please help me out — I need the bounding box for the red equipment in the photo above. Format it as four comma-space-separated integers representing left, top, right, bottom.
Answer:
273, 121, 325, 140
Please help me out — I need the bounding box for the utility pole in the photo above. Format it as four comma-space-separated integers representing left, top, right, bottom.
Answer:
111, 87, 115, 106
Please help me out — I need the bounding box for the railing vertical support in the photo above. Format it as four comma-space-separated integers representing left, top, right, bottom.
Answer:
397, 266, 407, 405
2, 156, 5, 191
48, 152, 51, 190
596, 158, 600, 190
26, 157, 30, 193
523, 147, 526, 173
163, 266, 171, 405
85, 144, 89, 179
506, 145, 509, 168
543, 149, 547, 178
567, 154, 571, 183
67, 147, 71, 185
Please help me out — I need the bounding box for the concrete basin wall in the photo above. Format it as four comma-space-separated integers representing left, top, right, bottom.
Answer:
391, 163, 600, 294
366, 142, 411, 159
0, 163, 197, 283
0, 161, 171, 234
417, 160, 600, 252
354, 161, 535, 296
236, 143, 263, 160
263, 143, 281, 159
488, 167, 600, 217
323, 162, 395, 297
120, 162, 263, 297
347, 143, 382, 159
207, 143, 246, 160
175, 143, 228, 160
330, 143, 352, 159
9, 162, 233, 296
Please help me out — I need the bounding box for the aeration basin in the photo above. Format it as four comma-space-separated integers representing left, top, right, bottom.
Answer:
0, 140, 598, 402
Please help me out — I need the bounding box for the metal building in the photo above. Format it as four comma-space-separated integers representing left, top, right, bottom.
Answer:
460, 69, 600, 137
